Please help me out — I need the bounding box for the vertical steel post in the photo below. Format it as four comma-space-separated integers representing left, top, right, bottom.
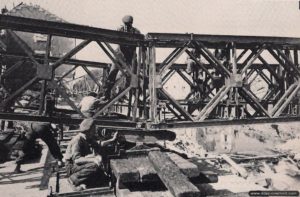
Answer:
132, 45, 142, 121
231, 42, 239, 117
294, 49, 299, 68
142, 47, 148, 119
39, 34, 52, 115
294, 49, 300, 115
149, 42, 157, 122
231, 42, 237, 75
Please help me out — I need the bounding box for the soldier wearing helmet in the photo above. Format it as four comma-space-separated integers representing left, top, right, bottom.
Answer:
102, 15, 141, 101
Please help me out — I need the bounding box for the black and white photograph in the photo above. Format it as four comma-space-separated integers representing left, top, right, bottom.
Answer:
0, 0, 300, 196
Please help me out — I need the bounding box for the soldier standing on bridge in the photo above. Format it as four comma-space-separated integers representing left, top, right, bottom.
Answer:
102, 15, 141, 101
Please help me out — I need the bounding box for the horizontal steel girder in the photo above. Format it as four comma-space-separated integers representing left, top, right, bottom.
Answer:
0, 112, 138, 128
147, 33, 300, 49
1, 53, 110, 68
2, 112, 300, 129
150, 116, 300, 129
0, 14, 144, 45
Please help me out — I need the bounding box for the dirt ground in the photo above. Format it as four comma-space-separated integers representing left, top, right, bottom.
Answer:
0, 141, 49, 197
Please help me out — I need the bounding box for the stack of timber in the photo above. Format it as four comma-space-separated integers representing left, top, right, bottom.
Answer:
111, 149, 218, 197
47, 128, 218, 197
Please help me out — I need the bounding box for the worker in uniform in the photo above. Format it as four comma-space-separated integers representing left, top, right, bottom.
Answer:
186, 48, 201, 76
14, 122, 64, 173
65, 118, 118, 191
102, 15, 141, 101
78, 92, 100, 117
186, 48, 206, 113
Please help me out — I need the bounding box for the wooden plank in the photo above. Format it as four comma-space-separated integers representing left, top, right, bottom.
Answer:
168, 153, 218, 183
133, 157, 158, 182
110, 156, 158, 183
39, 150, 56, 190
111, 151, 217, 185
221, 154, 248, 179
148, 151, 201, 197
110, 158, 140, 183
167, 153, 200, 178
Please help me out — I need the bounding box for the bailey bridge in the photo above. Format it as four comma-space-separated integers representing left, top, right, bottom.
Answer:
1, 14, 300, 129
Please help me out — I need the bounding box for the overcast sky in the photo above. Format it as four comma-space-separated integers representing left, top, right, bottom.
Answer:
1, 0, 300, 37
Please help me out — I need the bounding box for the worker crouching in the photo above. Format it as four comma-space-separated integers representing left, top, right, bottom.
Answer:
64, 118, 118, 191
14, 122, 63, 173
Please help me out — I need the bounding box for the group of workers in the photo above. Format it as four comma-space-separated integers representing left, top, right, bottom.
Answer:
6, 14, 216, 191
63, 16, 140, 190
8, 15, 138, 191
14, 117, 117, 191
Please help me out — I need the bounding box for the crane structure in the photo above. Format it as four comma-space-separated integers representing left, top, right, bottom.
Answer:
1, 14, 300, 129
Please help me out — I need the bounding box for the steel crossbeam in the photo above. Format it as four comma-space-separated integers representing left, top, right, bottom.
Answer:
273, 83, 300, 117
1, 52, 110, 68
185, 49, 215, 79
146, 32, 300, 48
49, 80, 85, 117
7, 30, 41, 67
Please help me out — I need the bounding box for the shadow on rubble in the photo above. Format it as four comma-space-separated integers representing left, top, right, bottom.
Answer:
0, 166, 44, 184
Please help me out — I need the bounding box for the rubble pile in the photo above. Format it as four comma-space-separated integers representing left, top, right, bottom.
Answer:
161, 122, 300, 192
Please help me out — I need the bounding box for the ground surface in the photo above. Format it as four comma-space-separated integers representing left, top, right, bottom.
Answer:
0, 142, 49, 197
1, 122, 300, 196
